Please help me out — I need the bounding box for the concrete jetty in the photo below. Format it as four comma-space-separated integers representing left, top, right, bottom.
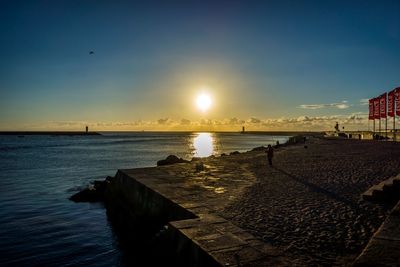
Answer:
104, 154, 287, 266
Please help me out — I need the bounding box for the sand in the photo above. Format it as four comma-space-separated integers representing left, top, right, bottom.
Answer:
221, 137, 400, 266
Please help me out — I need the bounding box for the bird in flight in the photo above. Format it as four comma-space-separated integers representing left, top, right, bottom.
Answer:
89, 51, 94, 55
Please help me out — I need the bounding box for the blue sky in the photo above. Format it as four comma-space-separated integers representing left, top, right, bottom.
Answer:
1, 0, 399, 131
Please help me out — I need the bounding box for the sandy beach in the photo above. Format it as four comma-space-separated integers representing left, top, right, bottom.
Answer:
221, 137, 400, 265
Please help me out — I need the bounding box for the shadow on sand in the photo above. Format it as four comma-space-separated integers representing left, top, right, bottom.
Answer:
273, 166, 359, 209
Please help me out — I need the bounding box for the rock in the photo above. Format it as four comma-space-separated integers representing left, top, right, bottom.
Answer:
251, 146, 266, 151
92, 178, 112, 192
220, 153, 226, 157
69, 188, 99, 202
157, 155, 189, 166
230, 151, 240, 155
69, 179, 110, 202
195, 162, 204, 172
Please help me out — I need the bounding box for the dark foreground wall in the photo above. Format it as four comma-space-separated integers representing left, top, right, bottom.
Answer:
104, 169, 196, 232
103, 170, 222, 266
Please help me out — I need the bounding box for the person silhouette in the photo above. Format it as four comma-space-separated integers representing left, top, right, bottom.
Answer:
334, 122, 340, 132
266, 144, 274, 166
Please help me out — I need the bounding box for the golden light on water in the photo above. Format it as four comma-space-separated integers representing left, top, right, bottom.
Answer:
193, 132, 214, 157
196, 93, 212, 112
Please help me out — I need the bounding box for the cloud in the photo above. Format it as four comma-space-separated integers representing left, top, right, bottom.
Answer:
227, 117, 244, 125
247, 117, 261, 123
157, 118, 172, 125
359, 99, 369, 106
258, 113, 368, 131
200, 118, 213, 125
299, 100, 349, 110
180, 118, 191, 125
296, 116, 311, 122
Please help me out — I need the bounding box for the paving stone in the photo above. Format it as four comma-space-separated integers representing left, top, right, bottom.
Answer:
169, 218, 202, 230
180, 225, 220, 240
187, 206, 212, 215
214, 222, 244, 234
210, 245, 266, 266
197, 213, 228, 224
196, 232, 246, 252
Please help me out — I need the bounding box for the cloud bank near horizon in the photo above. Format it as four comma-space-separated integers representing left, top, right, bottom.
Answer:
3, 113, 372, 132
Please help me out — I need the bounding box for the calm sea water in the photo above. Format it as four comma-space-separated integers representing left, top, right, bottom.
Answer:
0, 132, 288, 267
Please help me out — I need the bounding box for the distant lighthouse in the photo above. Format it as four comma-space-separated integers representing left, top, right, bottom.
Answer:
242, 126, 245, 133
85, 126, 88, 134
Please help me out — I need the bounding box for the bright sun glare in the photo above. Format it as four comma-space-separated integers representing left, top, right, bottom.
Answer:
196, 93, 212, 112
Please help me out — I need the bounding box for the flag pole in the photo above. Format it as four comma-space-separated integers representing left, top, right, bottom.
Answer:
373, 119, 375, 139
386, 117, 388, 140
394, 115, 396, 141
385, 92, 387, 140
379, 118, 381, 139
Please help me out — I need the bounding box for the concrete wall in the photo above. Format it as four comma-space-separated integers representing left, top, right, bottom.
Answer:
104, 169, 196, 236
103, 170, 223, 266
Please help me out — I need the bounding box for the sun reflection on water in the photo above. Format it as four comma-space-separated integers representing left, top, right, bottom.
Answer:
193, 132, 214, 157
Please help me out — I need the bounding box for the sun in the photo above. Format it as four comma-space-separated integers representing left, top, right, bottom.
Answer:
196, 93, 212, 112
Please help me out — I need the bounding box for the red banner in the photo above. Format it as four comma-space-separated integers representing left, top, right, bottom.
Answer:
369, 98, 374, 119
395, 87, 400, 116
388, 89, 395, 117
380, 93, 387, 118
373, 97, 380, 119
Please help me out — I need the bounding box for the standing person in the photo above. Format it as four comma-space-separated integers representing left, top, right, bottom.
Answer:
266, 144, 274, 166
334, 122, 340, 132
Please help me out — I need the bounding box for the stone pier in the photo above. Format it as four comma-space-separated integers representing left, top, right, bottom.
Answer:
104, 153, 287, 266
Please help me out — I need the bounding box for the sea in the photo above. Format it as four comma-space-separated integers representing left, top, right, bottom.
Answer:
0, 132, 289, 267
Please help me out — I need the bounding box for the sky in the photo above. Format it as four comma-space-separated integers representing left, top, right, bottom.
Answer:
1, 0, 400, 131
